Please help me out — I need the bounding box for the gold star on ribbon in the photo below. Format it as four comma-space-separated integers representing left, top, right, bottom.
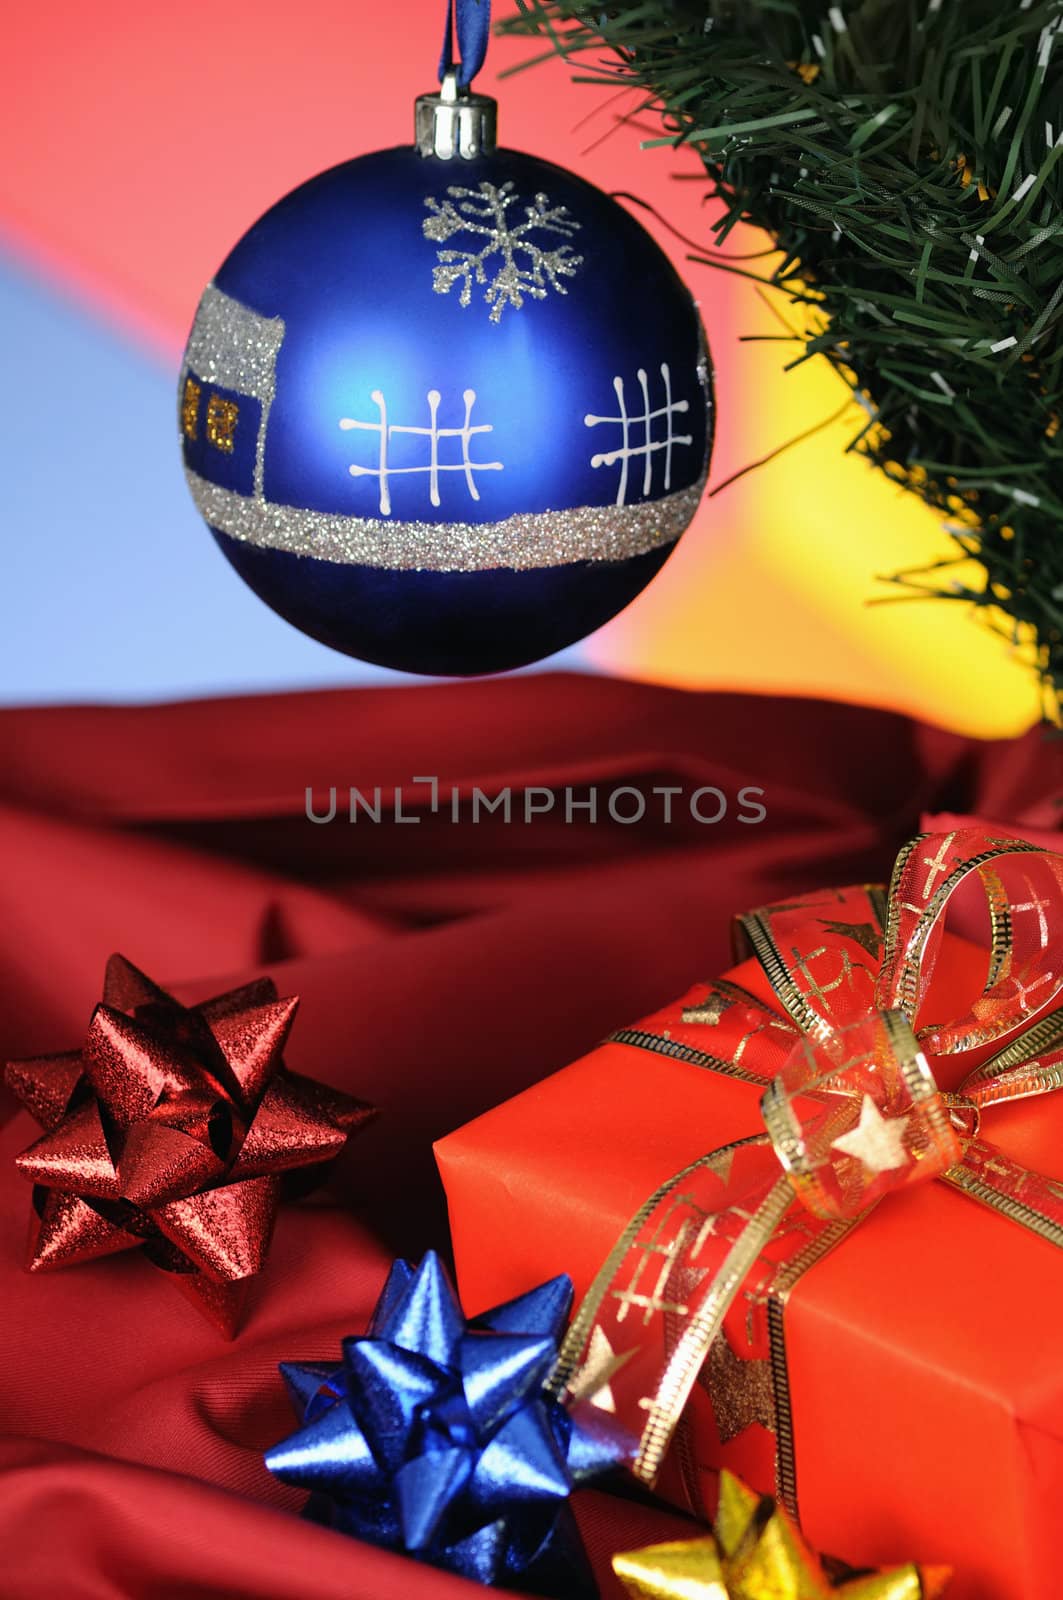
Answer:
818, 920, 883, 960
613, 1471, 951, 1600
682, 990, 735, 1026
566, 1324, 637, 1411
831, 1095, 910, 1175
702, 1333, 775, 1443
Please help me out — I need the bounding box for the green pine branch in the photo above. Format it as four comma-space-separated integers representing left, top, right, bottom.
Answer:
501, 0, 1063, 715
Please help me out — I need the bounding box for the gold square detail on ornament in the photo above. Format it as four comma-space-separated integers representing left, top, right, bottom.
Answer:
206, 394, 239, 453
181, 377, 201, 441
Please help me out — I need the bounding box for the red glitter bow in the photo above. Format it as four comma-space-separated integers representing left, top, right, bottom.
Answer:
4, 955, 376, 1334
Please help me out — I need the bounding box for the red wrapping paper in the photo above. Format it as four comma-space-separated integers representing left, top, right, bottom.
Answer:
0, 674, 1060, 1598
437, 921, 1063, 1600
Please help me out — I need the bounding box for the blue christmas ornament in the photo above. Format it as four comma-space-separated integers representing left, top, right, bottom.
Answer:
265, 1252, 633, 1594
178, 8, 713, 676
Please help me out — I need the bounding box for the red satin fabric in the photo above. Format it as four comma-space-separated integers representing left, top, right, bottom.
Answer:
0, 674, 1059, 1598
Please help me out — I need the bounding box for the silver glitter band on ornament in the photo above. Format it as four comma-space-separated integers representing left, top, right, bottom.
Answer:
183, 468, 706, 572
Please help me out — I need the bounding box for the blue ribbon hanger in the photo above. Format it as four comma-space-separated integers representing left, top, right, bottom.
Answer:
439, 0, 492, 89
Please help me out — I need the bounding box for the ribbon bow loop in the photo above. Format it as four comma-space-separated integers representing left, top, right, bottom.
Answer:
750, 829, 1063, 1221
762, 1007, 961, 1222
877, 828, 1063, 1055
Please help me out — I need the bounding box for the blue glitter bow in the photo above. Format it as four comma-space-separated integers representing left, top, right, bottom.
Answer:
266, 1251, 632, 1593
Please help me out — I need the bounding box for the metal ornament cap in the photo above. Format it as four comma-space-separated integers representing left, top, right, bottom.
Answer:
416, 72, 498, 160
761, 1009, 962, 1220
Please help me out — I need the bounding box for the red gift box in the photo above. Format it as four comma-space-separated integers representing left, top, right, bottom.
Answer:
437, 837, 1063, 1600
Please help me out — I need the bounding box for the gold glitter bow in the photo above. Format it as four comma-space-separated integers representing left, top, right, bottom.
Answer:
613, 1471, 951, 1600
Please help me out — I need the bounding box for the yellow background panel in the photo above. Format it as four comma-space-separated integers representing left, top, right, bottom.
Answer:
587, 253, 1043, 737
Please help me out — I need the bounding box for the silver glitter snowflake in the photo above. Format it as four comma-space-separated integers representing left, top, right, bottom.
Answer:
423, 180, 583, 323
